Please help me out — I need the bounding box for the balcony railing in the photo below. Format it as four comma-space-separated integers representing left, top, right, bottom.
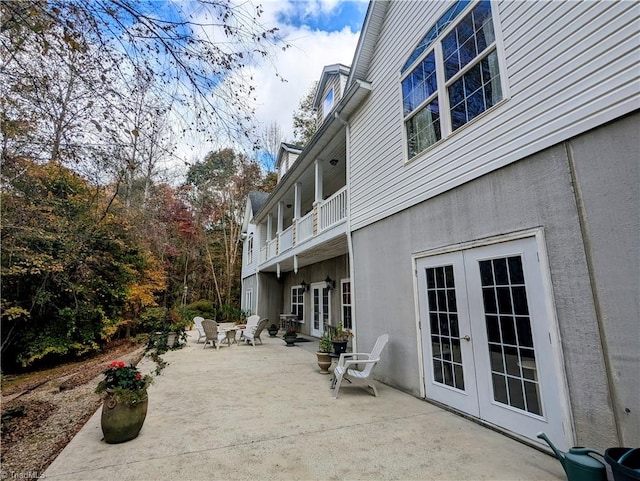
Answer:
279, 225, 294, 252
297, 211, 314, 243
260, 186, 347, 263
320, 187, 347, 230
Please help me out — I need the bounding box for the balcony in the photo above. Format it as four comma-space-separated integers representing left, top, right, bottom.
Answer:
260, 186, 347, 265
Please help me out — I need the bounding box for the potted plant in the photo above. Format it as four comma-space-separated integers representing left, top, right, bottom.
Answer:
95, 361, 153, 444
165, 309, 189, 348
316, 333, 334, 374
283, 326, 297, 346
267, 323, 279, 337
330, 325, 353, 355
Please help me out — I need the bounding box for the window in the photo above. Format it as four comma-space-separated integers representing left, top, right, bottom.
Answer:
245, 289, 253, 314
341, 279, 352, 330
291, 286, 305, 322
246, 235, 253, 264
323, 88, 334, 119
401, 0, 503, 159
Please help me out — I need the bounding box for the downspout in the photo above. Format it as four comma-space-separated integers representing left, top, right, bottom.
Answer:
335, 111, 357, 353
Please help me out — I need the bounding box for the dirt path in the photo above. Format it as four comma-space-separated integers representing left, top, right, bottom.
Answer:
1, 341, 145, 478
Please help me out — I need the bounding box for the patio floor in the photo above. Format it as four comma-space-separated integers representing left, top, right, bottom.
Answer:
44, 330, 565, 481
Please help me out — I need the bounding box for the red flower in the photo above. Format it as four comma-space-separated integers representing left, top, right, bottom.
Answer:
109, 361, 118, 368
118, 361, 125, 368
135, 373, 142, 380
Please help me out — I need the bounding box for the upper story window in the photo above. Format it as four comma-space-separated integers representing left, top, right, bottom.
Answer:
401, 0, 503, 160
246, 235, 253, 264
322, 88, 334, 119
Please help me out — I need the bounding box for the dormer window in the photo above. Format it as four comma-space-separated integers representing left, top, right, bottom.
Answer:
323, 88, 335, 119
401, 0, 504, 160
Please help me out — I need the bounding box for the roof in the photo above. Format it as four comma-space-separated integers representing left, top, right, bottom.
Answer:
347, 1, 390, 87
248, 191, 270, 216
312, 63, 351, 108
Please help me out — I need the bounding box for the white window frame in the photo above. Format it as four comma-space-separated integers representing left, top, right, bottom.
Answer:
246, 234, 253, 265
340, 278, 352, 330
291, 285, 305, 323
400, 0, 506, 162
322, 87, 334, 119
245, 288, 253, 314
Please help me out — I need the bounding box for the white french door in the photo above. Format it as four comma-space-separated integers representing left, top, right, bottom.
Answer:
417, 237, 572, 449
311, 283, 330, 338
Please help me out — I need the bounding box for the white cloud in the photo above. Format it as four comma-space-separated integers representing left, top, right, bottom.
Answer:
249, 23, 360, 142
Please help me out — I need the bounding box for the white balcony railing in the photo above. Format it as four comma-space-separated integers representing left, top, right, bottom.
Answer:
267, 238, 277, 259
279, 225, 294, 252
319, 187, 347, 231
258, 187, 348, 265
297, 211, 314, 243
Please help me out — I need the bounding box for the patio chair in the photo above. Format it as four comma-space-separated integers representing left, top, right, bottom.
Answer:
332, 333, 389, 399
201, 320, 226, 350
238, 314, 260, 344
242, 318, 269, 347
193, 316, 206, 343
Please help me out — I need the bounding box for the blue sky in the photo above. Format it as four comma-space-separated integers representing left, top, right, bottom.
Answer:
275, 0, 369, 33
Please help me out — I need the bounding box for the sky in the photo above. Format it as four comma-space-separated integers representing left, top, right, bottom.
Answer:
254, 0, 367, 138
177, 0, 368, 166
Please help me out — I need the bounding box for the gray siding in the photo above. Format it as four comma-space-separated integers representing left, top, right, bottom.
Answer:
351, 114, 639, 449
349, 0, 639, 231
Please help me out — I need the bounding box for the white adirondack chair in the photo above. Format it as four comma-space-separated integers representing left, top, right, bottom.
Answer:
193, 316, 206, 343
332, 334, 389, 399
238, 315, 260, 344
242, 318, 269, 347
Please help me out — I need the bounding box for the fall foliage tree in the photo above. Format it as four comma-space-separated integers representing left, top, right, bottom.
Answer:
292, 81, 318, 146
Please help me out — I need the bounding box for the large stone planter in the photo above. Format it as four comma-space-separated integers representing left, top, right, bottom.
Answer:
101, 390, 148, 444
316, 352, 332, 374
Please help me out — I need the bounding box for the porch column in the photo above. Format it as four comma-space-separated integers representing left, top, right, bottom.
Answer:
314, 159, 323, 205
277, 201, 284, 233
266, 214, 273, 241
294, 182, 302, 220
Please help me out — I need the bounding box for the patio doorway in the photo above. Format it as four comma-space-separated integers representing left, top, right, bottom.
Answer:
416, 236, 573, 450
311, 283, 330, 338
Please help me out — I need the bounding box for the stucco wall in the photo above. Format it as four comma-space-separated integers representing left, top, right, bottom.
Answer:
568, 112, 640, 446
352, 116, 638, 449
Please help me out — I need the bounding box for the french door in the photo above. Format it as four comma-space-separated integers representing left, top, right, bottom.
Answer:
417, 237, 571, 449
311, 283, 330, 338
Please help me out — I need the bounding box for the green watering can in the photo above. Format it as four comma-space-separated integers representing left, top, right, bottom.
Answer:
537, 432, 607, 481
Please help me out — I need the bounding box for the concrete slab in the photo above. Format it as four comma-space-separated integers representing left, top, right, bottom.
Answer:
44, 331, 565, 481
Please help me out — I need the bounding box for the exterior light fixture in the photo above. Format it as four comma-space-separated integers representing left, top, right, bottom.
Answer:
325, 276, 335, 290
329, 158, 339, 166
301, 280, 309, 292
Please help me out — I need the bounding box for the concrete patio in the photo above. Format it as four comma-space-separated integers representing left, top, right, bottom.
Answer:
44, 330, 565, 481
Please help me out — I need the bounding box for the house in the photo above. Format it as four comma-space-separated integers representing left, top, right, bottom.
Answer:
241, 0, 639, 453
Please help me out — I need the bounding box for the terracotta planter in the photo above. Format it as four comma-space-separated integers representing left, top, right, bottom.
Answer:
316, 352, 332, 374
101, 390, 148, 444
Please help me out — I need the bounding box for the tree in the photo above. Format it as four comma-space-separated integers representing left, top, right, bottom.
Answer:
185, 149, 262, 310
1, 0, 286, 166
0, 157, 164, 369
260, 120, 284, 172
292, 81, 318, 146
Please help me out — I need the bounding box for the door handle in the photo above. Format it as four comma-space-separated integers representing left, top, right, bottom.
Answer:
461, 335, 471, 342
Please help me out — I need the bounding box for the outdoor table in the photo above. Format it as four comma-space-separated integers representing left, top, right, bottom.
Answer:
218, 324, 239, 347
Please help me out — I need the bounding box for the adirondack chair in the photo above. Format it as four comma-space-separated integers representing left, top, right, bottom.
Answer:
242, 318, 269, 347
201, 320, 226, 350
332, 334, 389, 399
193, 316, 206, 343
238, 315, 260, 344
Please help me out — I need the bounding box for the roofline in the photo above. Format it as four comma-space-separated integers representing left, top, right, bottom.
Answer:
312, 63, 352, 108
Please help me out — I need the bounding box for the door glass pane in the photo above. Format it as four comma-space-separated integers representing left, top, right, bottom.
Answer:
479, 256, 543, 416
313, 290, 320, 330
425, 265, 465, 391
